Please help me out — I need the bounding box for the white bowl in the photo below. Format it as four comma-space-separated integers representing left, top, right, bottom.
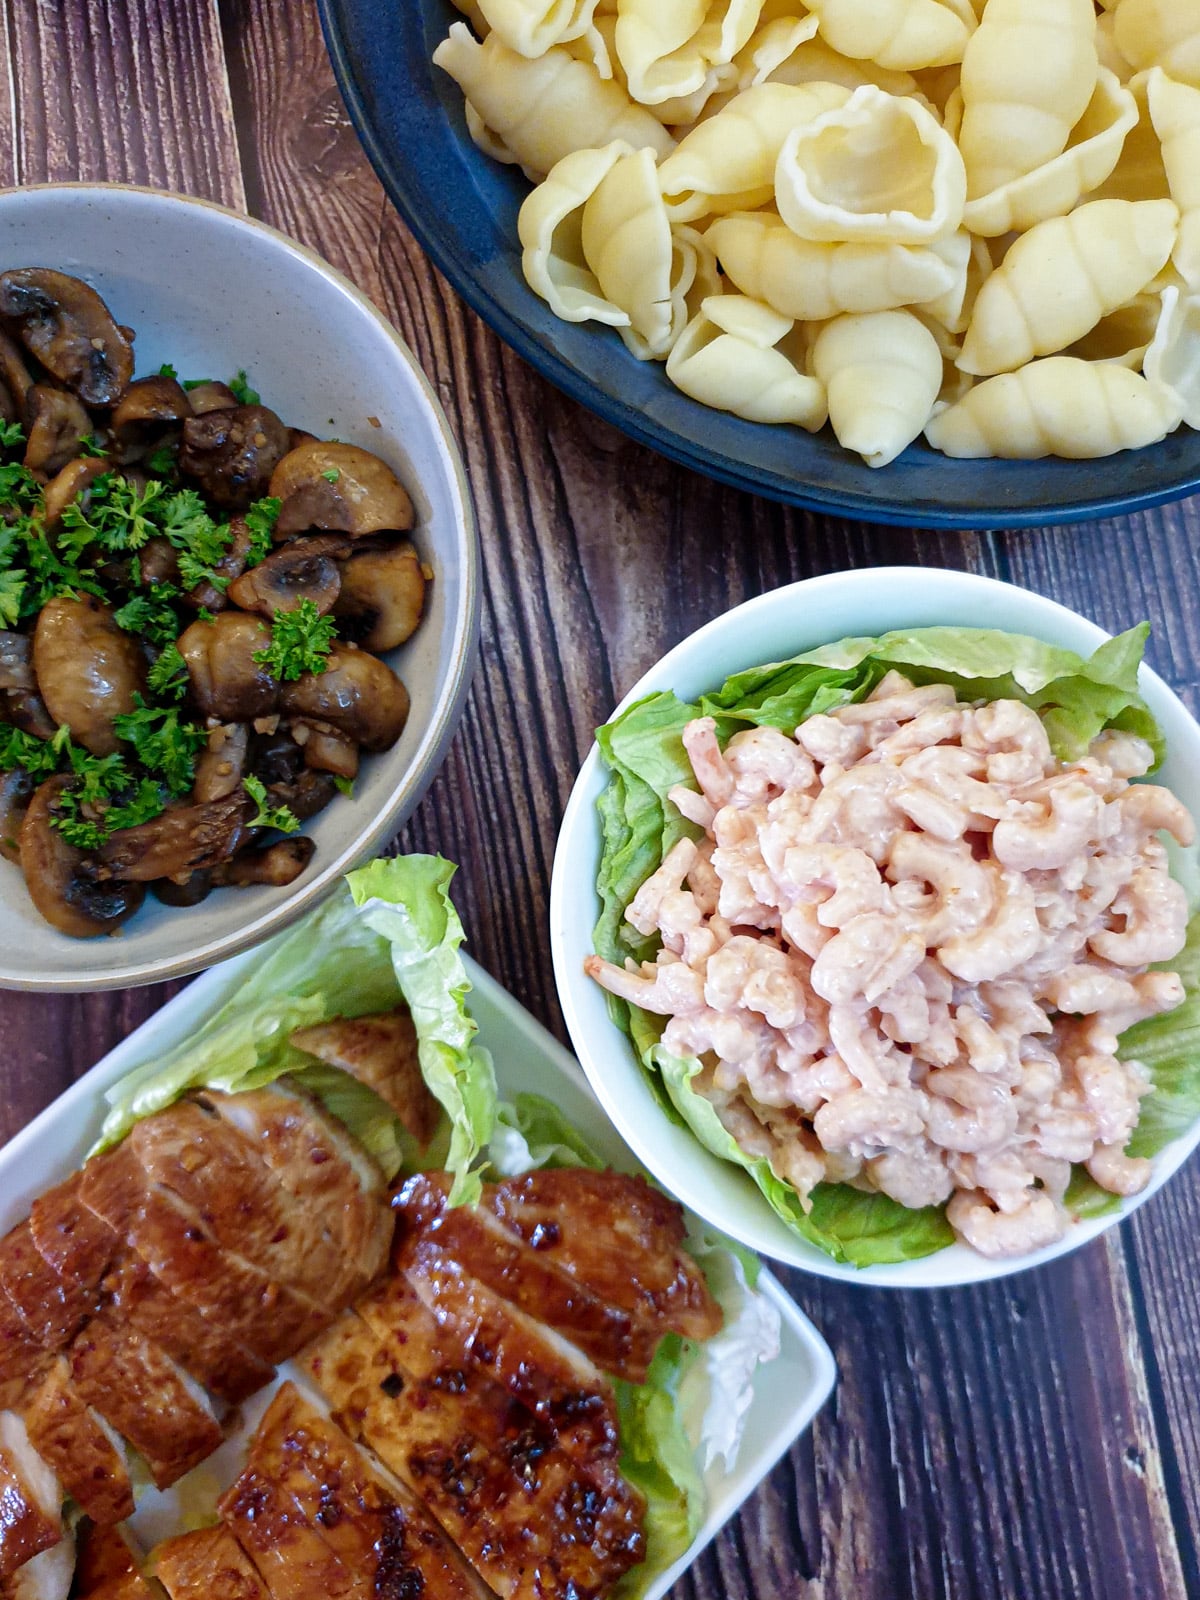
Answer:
550, 568, 1200, 1287
0, 184, 479, 990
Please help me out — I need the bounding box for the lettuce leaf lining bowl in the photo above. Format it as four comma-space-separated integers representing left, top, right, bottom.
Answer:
550, 568, 1200, 1287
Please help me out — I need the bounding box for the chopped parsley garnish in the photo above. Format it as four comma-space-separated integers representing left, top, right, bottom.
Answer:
146, 642, 189, 702
229, 370, 261, 407
78, 433, 106, 459
321, 468, 340, 484
244, 496, 281, 567
253, 599, 336, 681
243, 774, 300, 834
159, 490, 234, 591
0, 725, 64, 779
60, 474, 171, 555
0, 419, 25, 449
158, 363, 179, 380
112, 697, 207, 796
333, 774, 355, 797
0, 569, 25, 627
113, 586, 182, 648
145, 443, 177, 477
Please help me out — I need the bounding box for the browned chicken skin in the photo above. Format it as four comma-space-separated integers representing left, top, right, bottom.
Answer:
154, 1526, 273, 1600
18, 1359, 133, 1524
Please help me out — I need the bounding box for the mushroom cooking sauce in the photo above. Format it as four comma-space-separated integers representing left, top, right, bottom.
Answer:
0, 268, 428, 935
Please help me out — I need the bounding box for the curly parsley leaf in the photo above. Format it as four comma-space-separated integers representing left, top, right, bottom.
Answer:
0, 419, 25, 450
159, 488, 233, 591
59, 474, 171, 556
78, 433, 107, 459
114, 585, 182, 648
112, 697, 206, 796
253, 598, 336, 681
244, 496, 281, 567
158, 363, 179, 381
17, 521, 104, 613
145, 443, 177, 478
243, 774, 300, 834
0, 569, 25, 627
0, 462, 43, 511
229, 370, 261, 407
146, 642, 189, 703
333, 773, 355, 797
0, 725, 62, 778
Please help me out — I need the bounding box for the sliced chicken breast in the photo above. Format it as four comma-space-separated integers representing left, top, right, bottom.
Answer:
219, 1461, 360, 1600
18, 1359, 133, 1524
0, 1294, 49, 1412
0, 1224, 91, 1353
0, 1526, 73, 1600
0, 1414, 61, 1581
289, 1010, 441, 1147
152, 1526, 271, 1600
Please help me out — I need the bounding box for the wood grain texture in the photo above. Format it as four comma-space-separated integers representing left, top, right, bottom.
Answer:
2, 1, 1200, 1596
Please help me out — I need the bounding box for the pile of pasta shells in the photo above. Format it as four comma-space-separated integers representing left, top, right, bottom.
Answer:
434, 0, 1200, 467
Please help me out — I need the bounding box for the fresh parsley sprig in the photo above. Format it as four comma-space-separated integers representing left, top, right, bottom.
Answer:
244, 496, 281, 567
112, 697, 207, 796
253, 598, 336, 681
243, 774, 300, 834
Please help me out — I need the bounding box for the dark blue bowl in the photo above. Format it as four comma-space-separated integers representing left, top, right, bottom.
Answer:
317, 0, 1200, 529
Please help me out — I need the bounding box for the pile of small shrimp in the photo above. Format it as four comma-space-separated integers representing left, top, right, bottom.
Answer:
585, 674, 1195, 1258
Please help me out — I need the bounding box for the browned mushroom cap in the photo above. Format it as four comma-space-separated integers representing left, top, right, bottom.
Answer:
0, 269, 134, 406
280, 643, 409, 752
3, 688, 57, 740
291, 718, 358, 779
138, 537, 182, 587
19, 775, 145, 936
178, 611, 279, 722
213, 835, 315, 887
96, 792, 250, 882
0, 767, 34, 862
186, 381, 238, 415
0, 327, 32, 422
225, 534, 349, 618
178, 405, 290, 511
335, 541, 427, 653
23, 384, 91, 474
33, 596, 145, 756
151, 870, 213, 907
111, 373, 190, 438
41, 457, 111, 528
0, 631, 34, 692
193, 722, 250, 804
269, 442, 414, 539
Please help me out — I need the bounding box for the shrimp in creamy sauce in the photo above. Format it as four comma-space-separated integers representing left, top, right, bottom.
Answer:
586, 675, 1194, 1259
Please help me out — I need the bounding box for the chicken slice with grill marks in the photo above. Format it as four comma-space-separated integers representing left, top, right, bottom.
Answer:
17, 1358, 133, 1524
66, 1308, 223, 1489
240, 1385, 485, 1600
390, 1174, 659, 1382
485, 1170, 722, 1343
79, 1141, 331, 1366
126, 1100, 375, 1313
298, 1311, 646, 1600
381, 1243, 619, 1457
289, 1010, 441, 1148
0, 1223, 92, 1353
153, 1526, 271, 1600
30, 1174, 272, 1406
0, 1413, 61, 1581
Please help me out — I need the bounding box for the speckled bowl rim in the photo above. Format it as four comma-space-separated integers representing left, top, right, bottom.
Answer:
0, 182, 481, 992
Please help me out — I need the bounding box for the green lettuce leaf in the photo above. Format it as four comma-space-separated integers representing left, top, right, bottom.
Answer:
487, 1093, 605, 1176
98, 854, 497, 1201
1121, 910, 1200, 1159
595, 624, 1173, 1267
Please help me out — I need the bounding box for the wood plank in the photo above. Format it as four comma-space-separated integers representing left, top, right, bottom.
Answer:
5, 0, 245, 204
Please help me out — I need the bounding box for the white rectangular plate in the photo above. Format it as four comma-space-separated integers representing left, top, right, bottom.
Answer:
0, 940, 836, 1597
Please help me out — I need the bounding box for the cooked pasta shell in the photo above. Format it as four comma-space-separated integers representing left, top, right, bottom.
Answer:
1088, 70, 1171, 203
614, 0, 761, 107
733, 11, 820, 89
433, 24, 673, 181
958, 70, 1138, 237
581, 146, 686, 357
1095, 9, 1133, 82
921, 230, 994, 335
657, 81, 850, 223
925, 357, 1184, 458
958, 198, 1179, 375
1147, 68, 1200, 284
450, 0, 491, 34
774, 84, 966, 245
958, 0, 1099, 200
811, 310, 943, 466
518, 141, 636, 325
1114, 0, 1200, 88
804, 0, 972, 71
665, 295, 828, 426
1145, 284, 1200, 426
477, 0, 600, 57
705, 211, 957, 320
766, 35, 920, 97
1064, 291, 1163, 368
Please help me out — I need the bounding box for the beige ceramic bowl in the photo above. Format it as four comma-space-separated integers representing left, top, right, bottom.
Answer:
0, 184, 479, 990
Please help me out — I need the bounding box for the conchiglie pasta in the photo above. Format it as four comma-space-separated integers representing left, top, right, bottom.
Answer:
657, 81, 850, 222
433, 25, 674, 180
478, 0, 599, 57
1064, 290, 1163, 368
1147, 69, 1200, 284
1145, 284, 1200, 425
810, 310, 944, 465
925, 357, 1184, 457
1088, 70, 1171, 202
706, 211, 958, 320
804, 0, 972, 72
958, 198, 1178, 375
1114, 0, 1200, 87
581, 146, 691, 357
774, 84, 966, 244
665, 294, 828, 426
766, 35, 921, 97
614, 0, 761, 107
958, 0, 1098, 201
518, 141, 637, 326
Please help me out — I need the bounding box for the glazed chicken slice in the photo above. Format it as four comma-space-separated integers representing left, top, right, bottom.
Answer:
232, 1385, 483, 1600
153, 1526, 271, 1600
0, 1223, 92, 1352
30, 1175, 272, 1405
0, 1414, 61, 1581
290, 1009, 441, 1147
486, 1169, 723, 1344
0, 1535, 74, 1600
79, 1141, 330, 1365
127, 1099, 372, 1312
0, 1289, 49, 1410
18, 1359, 133, 1524
67, 1308, 223, 1488
219, 1439, 361, 1600
391, 1174, 660, 1382
381, 1243, 620, 1456
71, 1525, 154, 1600
195, 1083, 392, 1296
300, 1311, 646, 1600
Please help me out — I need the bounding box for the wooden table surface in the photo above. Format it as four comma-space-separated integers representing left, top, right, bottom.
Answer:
2, 4, 1199, 1598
